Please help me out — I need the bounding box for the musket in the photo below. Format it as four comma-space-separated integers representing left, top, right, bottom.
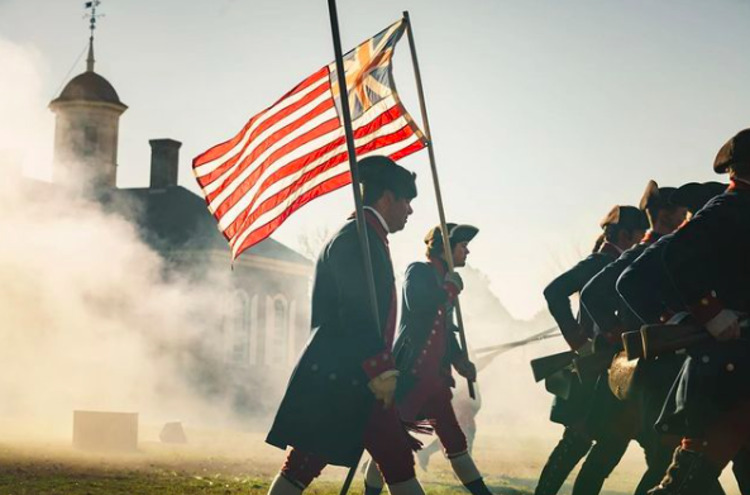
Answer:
475, 326, 560, 355
530, 350, 577, 383
640, 318, 749, 360
622, 330, 644, 360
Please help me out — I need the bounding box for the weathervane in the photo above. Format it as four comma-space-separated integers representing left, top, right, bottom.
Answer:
83, 1, 104, 72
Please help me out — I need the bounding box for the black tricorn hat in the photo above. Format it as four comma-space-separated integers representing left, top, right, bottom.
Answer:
599, 205, 649, 231
639, 180, 677, 212
669, 181, 728, 214
424, 223, 479, 250
358, 155, 417, 199
714, 129, 750, 174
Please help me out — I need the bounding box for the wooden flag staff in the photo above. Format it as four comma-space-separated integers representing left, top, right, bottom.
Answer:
327, 0, 380, 493
402, 10, 476, 399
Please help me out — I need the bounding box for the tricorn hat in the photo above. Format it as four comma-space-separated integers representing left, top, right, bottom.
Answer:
358, 155, 417, 199
669, 181, 727, 214
600, 205, 649, 231
714, 129, 750, 174
639, 180, 677, 212
424, 223, 479, 252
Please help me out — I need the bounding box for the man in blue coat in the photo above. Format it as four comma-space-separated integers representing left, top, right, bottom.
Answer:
265, 156, 425, 495
641, 131, 750, 494
363, 223, 490, 495
574, 181, 687, 495
535, 205, 648, 495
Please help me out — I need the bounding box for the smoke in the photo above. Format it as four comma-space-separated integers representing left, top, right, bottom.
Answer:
0, 37, 262, 440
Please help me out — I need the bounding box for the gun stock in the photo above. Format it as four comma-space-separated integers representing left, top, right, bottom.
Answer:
640, 324, 708, 359
622, 331, 644, 360
530, 350, 576, 383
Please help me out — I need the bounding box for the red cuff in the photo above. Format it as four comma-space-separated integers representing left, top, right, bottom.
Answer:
443, 282, 460, 303
688, 292, 724, 325
362, 350, 396, 380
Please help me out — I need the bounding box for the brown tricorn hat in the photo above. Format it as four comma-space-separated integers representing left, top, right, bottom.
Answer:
639, 180, 676, 212
424, 223, 479, 252
714, 129, 750, 174
599, 205, 649, 231
669, 181, 728, 214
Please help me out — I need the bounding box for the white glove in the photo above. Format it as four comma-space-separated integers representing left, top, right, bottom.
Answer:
706, 309, 741, 341
445, 272, 464, 293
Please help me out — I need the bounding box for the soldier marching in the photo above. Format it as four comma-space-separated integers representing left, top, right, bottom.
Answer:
263, 128, 750, 495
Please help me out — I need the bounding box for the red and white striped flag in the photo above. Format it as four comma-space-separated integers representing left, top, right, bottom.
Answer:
193, 19, 427, 261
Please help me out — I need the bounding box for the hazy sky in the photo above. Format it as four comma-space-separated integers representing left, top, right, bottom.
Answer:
2, 0, 750, 319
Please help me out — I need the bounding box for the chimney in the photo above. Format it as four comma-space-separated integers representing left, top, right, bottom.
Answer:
149, 139, 182, 189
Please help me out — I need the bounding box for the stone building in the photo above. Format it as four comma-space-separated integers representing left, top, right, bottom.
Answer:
46, 38, 313, 416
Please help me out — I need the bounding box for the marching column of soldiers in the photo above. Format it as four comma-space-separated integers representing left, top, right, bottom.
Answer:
534, 127, 750, 495
261, 128, 750, 495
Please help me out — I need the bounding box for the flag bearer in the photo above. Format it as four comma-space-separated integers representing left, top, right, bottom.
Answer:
364, 223, 492, 495
265, 156, 426, 495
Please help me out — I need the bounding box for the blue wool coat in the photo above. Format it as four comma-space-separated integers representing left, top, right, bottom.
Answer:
266, 215, 396, 467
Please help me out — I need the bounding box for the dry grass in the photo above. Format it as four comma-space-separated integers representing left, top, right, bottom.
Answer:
0, 426, 741, 495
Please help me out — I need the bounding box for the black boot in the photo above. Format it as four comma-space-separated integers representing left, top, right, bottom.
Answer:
571, 436, 629, 495
647, 447, 722, 495
464, 478, 493, 495
534, 428, 593, 495
364, 484, 383, 495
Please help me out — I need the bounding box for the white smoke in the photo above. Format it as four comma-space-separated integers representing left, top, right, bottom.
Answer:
0, 36, 246, 439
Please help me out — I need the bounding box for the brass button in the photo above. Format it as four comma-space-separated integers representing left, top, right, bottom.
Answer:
702, 356, 710, 364
370, 360, 377, 367
727, 363, 736, 372
701, 298, 709, 306
329, 373, 337, 380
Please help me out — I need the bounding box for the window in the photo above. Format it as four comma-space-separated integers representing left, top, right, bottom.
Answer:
265, 295, 289, 367
83, 126, 98, 156
228, 290, 254, 365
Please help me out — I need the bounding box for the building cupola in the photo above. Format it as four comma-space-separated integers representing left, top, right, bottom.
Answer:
48, 2, 126, 191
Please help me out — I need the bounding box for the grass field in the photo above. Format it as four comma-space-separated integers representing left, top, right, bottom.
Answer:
0, 427, 741, 495
0, 438, 531, 495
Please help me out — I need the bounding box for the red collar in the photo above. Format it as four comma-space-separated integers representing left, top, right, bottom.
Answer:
363, 210, 389, 245
729, 178, 750, 192
347, 210, 389, 244
641, 230, 662, 245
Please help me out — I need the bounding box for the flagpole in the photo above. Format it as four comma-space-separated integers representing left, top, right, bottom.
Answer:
327, 0, 379, 492
402, 10, 476, 399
